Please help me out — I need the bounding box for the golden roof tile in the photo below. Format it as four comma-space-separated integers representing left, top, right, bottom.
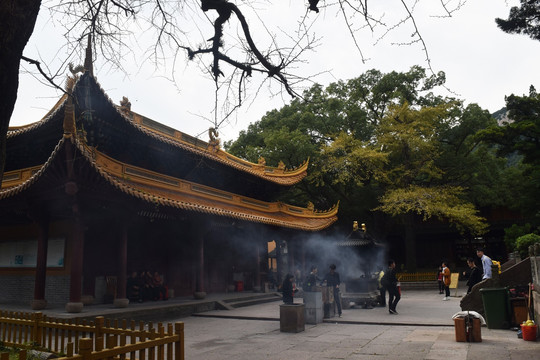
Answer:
8, 74, 309, 185
74, 139, 336, 231
1, 137, 337, 231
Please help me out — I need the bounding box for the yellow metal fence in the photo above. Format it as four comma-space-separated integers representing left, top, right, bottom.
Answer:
0, 311, 184, 360
396, 272, 438, 282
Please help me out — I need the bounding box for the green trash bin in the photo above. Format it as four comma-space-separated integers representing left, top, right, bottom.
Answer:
480, 287, 511, 329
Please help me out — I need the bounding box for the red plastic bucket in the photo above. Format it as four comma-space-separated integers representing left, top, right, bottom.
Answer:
234, 281, 244, 292
521, 324, 538, 341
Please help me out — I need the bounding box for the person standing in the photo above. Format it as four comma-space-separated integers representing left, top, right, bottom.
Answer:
304, 265, 320, 292
152, 271, 168, 300
126, 271, 143, 303
282, 273, 295, 304
437, 266, 444, 294
381, 260, 400, 314
377, 267, 386, 307
324, 264, 342, 317
476, 248, 493, 280
464, 257, 482, 294
441, 261, 451, 300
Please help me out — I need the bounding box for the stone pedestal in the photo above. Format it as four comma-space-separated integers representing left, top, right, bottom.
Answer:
194, 291, 206, 300
65, 302, 84, 313
321, 286, 335, 318
31, 299, 47, 310
81, 295, 94, 305
303, 291, 323, 324
113, 298, 129, 308
280, 304, 305, 333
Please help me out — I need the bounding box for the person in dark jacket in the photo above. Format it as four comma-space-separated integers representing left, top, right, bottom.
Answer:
465, 257, 482, 294
324, 264, 342, 317
437, 266, 444, 294
304, 266, 320, 292
381, 260, 400, 314
282, 273, 295, 304
126, 271, 143, 303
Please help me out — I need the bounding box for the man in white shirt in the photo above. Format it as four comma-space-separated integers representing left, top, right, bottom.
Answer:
476, 249, 493, 280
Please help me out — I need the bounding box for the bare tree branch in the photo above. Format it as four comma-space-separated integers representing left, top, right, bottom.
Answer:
21, 56, 67, 95
22, 1, 467, 136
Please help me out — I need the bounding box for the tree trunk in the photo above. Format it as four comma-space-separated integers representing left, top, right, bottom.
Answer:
404, 214, 417, 272
0, 0, 42, 183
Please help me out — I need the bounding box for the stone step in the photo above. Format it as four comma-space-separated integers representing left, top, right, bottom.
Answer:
225, 293, 282, 308
222, 293, 279, 304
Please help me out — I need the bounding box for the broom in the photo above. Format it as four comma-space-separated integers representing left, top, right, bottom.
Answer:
527, 283, 533, 321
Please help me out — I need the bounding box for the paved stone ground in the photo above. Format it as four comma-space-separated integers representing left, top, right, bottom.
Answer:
173, 287, 538, 360
1, 286, 538, 359
179, 316, 537, 360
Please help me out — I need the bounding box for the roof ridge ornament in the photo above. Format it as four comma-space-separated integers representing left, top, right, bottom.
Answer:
84, 34, 94, 76
208, 127, 220, 152
120, 96, 132, 114
65, 63, 84, 92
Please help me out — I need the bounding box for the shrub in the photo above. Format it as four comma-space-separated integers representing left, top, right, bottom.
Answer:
515, 233, 540, 258
504, 223, 533, 252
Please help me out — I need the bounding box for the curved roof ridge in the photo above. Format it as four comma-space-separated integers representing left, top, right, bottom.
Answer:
84, 73, 308, 185
73, 139, 337, 231
0, 138, 66, 198
7, 94, 69, 138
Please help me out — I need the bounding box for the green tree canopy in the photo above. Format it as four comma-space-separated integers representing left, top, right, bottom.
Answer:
477, 86, 540, 223
226, 67, 510, 270
496, 1, 540, 42
225, 66, 451, 211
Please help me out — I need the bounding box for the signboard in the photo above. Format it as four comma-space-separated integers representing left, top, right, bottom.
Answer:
449, 273, 459, 289
0, 238, 65, 268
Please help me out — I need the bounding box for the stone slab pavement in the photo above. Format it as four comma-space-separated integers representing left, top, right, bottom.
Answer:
1, 286, 538, 359
174, 287, 539, 360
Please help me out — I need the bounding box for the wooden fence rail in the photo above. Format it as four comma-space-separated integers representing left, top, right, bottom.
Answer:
396, 272, 438, 282
0, 311, 184, 360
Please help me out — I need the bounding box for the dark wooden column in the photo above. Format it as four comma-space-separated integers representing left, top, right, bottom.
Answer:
192, 217, 207, 299
31, 218, 49, 310
300, 238, 306, 277
114, 221, 129, 307
66, 202, 85, 313
64, 95, 84, 313
196, 230, 206, 295
254, 242, 261, 291
289, 241, 295, 276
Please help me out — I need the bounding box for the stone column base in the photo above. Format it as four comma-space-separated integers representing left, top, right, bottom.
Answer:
31, 299, 47, 310
81, 295, 94, 305
194, 291, 206, 299
65, 302, 84, 313
113, 298, 130, 308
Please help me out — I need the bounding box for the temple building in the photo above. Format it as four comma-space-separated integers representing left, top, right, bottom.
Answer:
0, 43, 338, 312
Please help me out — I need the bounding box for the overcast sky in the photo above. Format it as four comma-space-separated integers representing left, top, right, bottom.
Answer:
11, 0, 540, 142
